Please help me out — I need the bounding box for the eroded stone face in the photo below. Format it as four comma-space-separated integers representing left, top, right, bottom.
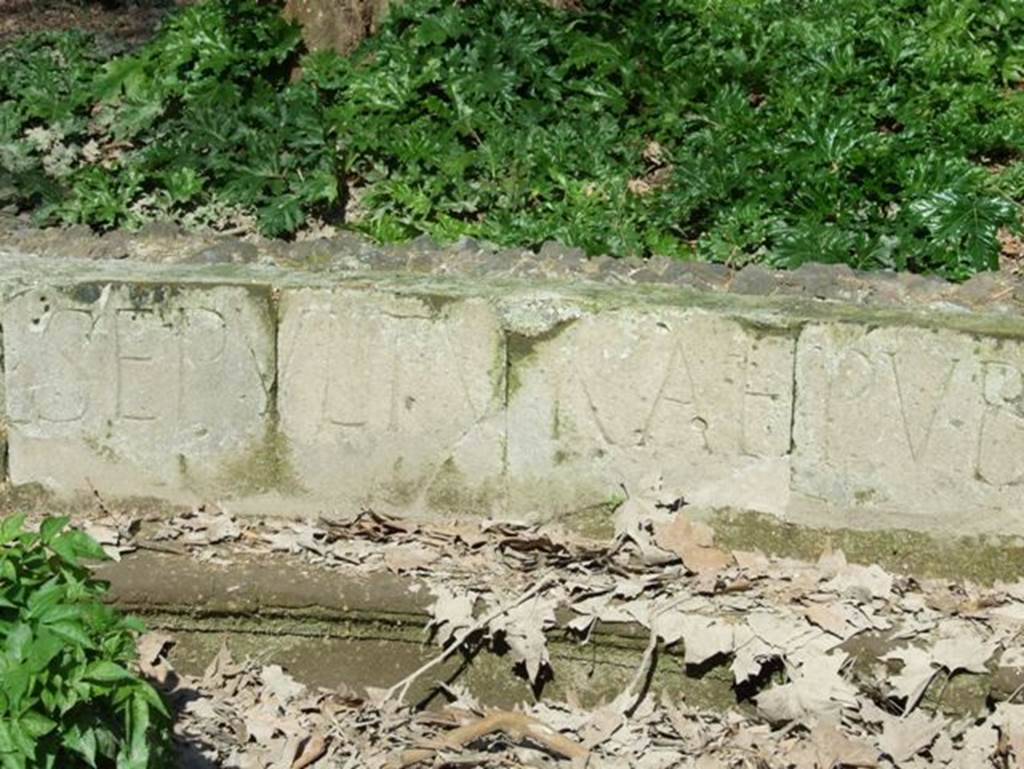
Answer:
2, 284, 274, 499
505, 308, 795, 518
277, 289, 506, 515
793, 324, 1024, 531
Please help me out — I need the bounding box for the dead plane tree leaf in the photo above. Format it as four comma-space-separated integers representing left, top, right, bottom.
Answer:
756, 651, 860, 722
877, 709, 948, 764
653, 514, 735, 576
786, 721, 879, 768
385, 573, 559, 704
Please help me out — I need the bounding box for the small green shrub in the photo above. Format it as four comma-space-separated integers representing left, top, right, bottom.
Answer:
2, 0, 1024, 278
0, 514, 170, 769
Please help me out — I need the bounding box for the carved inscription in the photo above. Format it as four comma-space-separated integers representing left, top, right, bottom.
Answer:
793, 324, 1024, 520
9, 308, 93, 424
280, 304, 491, 440
819, 343, 962, 466
555, 313, 793, 460
978, 361, 1024, 486
276, 290, 505, 507
505, 309, 796, 515
2, 285, 272, 495
11, 304, 235, 429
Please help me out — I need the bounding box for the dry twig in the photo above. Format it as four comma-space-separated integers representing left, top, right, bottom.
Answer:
389, 708, 589, 768
290, 732, 328, 769
382, 573, 558, 704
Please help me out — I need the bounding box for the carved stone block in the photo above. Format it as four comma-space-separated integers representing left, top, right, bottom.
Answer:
2, 284, 274, 501
505, 308, 795, 519
793, 323, 1024, 531
277, 288, 506, 515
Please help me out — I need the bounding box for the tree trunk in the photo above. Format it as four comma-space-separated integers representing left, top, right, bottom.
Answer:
283, 0, 579, 56
283, 0, 392, 56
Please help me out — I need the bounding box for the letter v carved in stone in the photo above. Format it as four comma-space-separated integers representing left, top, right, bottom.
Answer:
884, 352, 959, 463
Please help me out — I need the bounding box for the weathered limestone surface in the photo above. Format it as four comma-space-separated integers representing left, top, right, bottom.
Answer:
2, 244, 1024, 539
506, 308, 794, 519
277, 288, 506, 515
792, 324, 1024, 533
1, 283, 274, 502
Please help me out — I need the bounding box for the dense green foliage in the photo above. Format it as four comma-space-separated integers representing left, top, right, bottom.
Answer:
3, 0, 1024, 277
0, 515, 170, 769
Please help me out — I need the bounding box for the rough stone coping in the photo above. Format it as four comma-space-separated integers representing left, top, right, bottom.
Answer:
3, 220, 1024, 315
95, 551, 1024, 715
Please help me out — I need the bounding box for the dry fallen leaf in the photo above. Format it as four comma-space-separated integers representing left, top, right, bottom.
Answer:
787, 722, 879, 768
491, 594, 558, 684
136, 631, 175, 684
992, 703, 1024, 762
755, 652, 859, 721
732, 549, 770, 572
877, 710, 946, 763
84, 522, 123, 559
826, 563, 893, 602
261, 665, 306, 703
664, 614, 735, 666
654, 515, 734, 575
930, 627, 998, 674
804, 603, 854, 640
428, 588, 477, 647
881, 646, 937, 714
383, 543, 438, 573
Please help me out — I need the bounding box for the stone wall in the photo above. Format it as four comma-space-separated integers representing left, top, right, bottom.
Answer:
2, 233, 1023, 538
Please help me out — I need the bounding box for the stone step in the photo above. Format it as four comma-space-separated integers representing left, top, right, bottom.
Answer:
96, 550, 1024, 717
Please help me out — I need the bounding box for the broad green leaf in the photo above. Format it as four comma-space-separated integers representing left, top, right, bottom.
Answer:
17, 711, 55, 739
61, 722, 98, 767
49, 530, 108, 565
83, 661, 135, 683
37, 517, 68, 545
0, 515, 26, 545
45, 620, 95, 650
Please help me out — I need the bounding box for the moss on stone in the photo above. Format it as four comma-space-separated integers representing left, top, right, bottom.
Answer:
379, 468, 421, 508
505, 319, 576, 401
129, 608, 739, 711
126, 283, 180, 307
69, 282, 103, 305
83, 435, 119, 463
217, 420, 305, 497
707, 509, 1024, 584
0, 482, 186, 517
280, 250, 334, 271
414, 292, 462, 318
424, 457, 499, 516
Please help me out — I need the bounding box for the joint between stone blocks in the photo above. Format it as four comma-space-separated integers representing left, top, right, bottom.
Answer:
1, 264, 1024, 539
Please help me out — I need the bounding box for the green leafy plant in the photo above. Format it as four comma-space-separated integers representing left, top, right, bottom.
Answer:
2, 0, 1024, 278
0, 514, 170, 769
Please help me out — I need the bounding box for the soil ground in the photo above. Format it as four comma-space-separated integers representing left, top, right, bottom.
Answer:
0, 0, 182, 46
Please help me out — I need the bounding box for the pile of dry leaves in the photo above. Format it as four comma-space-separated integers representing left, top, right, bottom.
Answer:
79, 488, 1024, 768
